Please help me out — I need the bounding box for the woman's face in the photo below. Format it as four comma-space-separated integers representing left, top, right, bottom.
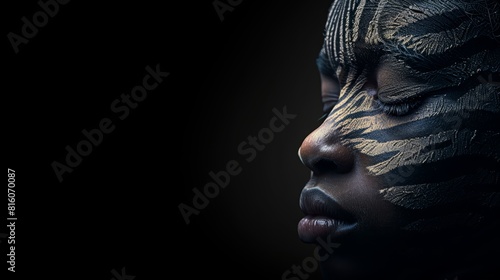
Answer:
297, 0, 499, 277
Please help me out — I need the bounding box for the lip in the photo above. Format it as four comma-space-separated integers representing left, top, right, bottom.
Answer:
298, 187, 358, 243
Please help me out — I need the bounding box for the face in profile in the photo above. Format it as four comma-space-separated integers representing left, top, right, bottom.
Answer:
297, 1, 499, 279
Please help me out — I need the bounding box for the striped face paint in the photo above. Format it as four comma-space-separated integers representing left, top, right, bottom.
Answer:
298, 0, 499, 278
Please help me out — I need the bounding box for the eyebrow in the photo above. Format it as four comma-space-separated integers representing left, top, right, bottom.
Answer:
352, 42, 385, 67
384, 36, 499, 73
318, 42, 386, 77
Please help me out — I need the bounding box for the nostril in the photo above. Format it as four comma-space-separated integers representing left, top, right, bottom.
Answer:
314, 158, 340, 175
298, 122, 356, 175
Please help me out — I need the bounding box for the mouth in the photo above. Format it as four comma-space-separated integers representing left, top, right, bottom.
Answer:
298, 187, 358, 243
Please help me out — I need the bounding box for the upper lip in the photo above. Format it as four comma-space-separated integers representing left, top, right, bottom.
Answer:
299, 187, 356, 222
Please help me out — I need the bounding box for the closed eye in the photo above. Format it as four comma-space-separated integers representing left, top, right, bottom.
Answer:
321, 73, 340, 116
368, 83, 423, 116
374, 98, 423, 116
366, 62, 425, 116
316, 53, 341, 121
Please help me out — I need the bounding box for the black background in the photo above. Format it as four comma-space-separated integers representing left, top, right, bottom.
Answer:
4, 1, 332, 279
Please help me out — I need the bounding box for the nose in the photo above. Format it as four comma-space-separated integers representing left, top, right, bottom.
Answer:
298, 125, 355, 175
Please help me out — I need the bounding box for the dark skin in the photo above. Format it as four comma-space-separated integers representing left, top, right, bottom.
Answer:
297, 1, 500, 279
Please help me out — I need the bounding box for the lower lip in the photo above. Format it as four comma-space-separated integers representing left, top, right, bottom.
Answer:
298, 216, 357, 243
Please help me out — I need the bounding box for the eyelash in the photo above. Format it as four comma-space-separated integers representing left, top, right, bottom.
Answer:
318, 112, 330, 122
362, 74, 422, 116
318, 101, 338, 122
319, 89, 340, 121
374, 97, 422, 116
319, 80, 421, 118
374, 99, 420, 116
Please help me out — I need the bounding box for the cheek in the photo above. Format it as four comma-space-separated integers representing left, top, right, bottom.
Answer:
356, 96, 499, 215
325, 82, 499, 213
335, 96, 457, 201
346, 94, 457, 179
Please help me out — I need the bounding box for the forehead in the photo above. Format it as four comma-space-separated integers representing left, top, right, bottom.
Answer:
323, 0, 491, 66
